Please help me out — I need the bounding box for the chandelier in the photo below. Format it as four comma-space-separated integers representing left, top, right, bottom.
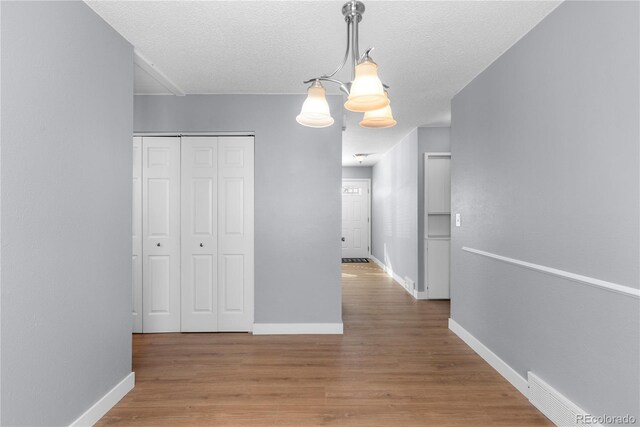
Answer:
296, 1, 397, 129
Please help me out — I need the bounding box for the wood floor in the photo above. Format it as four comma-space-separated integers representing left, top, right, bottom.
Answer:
98, 262, 551, 426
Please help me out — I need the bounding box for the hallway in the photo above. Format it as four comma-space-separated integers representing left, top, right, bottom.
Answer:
97, 262, 550, 426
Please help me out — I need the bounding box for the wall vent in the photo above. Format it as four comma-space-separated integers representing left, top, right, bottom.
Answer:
528, 372, 600, 427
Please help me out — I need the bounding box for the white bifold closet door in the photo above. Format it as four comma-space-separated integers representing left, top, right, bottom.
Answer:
142, 137, 181, 333
133, 135, 254, 333
217, 137, 254, 331
180, 137, 218, 332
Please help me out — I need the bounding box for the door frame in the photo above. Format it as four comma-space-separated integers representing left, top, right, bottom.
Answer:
341, 178, 372, 258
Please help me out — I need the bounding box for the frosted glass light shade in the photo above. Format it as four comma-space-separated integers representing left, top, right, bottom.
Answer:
360, 92, 397, 128
296, 82, 334, 128
360, 105, 396, 128
344, 59, 389, 112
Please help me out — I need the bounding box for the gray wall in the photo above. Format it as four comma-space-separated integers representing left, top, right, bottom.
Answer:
1, 2, 133, 426
135, 95, 343, 324
342, 166, 372, 180
451, 0, 639, 421
417, 127, 450, 291
371, 129, 418, 287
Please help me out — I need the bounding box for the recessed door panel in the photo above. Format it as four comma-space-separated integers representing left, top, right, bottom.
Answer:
193, 179, 214, 235
222, 146, 244, 168
192, 255, 215, 312
147, 148, 170, 168
149, 255, 171, 313
181, 137, 218, 332
223, 178, 244, 235
353, 228, 362, 249
142, 137, 180, 333
147, 179, 171, 237
222, 254, 244, 312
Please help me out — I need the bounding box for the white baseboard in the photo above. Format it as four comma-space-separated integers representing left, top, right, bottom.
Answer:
414, 290, 428, 299
370, 255, 420, 299
448, 319, 528, 396
369, 255, 385, 270
69, 372, 134, 427
252, 323, 344, 335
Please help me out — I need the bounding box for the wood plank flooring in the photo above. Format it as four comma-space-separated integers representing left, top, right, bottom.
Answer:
97, 261, 551, 426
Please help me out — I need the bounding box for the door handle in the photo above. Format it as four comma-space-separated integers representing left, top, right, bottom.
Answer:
200, 243, 204, 247
157, 243, 161, 247
341, 237, 345, 242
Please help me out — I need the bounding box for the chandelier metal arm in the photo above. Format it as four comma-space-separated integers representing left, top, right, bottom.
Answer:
351, 12, 359, 79
320, 19, 352, 79
302, 77, 350, 95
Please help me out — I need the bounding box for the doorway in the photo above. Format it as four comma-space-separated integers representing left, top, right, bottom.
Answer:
341, 179, 371, 259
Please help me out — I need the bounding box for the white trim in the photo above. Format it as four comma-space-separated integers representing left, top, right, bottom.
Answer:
448, 319, 528, 396
133, 132, 255, 137
423, 152, 452, 157
341, 178, 372, 258
462, 247, 639, 299
252, 323, 343, 335
69, 372, 134, 427
134, 50, 185, 96
369, 254, 385, 270
414, 290, 429, 300
370, 256, 419, 299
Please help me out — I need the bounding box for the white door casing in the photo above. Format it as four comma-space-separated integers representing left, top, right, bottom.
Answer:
217, 137, 254, 331
132, 137, 143, 333
341, 179, 370, 258
142, 137, 181, 332
180, 137, 218, 332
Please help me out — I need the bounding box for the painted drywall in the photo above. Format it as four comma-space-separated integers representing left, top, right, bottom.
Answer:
451, 0, 639, 421
371, 129, 419, 288
342, 166, 372, 180
417, 127, 450, 292
135, 95, 343, 324
1, 2, 133, 426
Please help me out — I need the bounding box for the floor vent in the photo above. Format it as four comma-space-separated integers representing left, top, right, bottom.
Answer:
528, 372, 599, 427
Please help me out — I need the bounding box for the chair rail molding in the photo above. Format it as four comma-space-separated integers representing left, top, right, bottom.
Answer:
462, 247, 639, 299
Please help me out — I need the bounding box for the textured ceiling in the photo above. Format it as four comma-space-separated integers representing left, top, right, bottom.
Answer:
86, 1, 560, 166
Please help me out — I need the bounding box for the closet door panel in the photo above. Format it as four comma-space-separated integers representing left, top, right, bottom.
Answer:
218, 137, 254, 332
142, 137, 181, 333
181, 137, 218, 332
132, 137, 143, 332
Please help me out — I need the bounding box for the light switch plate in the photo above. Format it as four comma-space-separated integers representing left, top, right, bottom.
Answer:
455, 213, 461, 227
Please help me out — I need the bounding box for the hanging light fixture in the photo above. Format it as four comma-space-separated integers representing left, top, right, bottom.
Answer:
353, 153, 369, 163
296, 1, 396, 129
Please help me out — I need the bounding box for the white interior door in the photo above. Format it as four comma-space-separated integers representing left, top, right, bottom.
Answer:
217, 137, 254, 331
180, 137, 218, 332
142, 137, 181, 332
341, 180, 370, 258
132, 137, 143, 333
